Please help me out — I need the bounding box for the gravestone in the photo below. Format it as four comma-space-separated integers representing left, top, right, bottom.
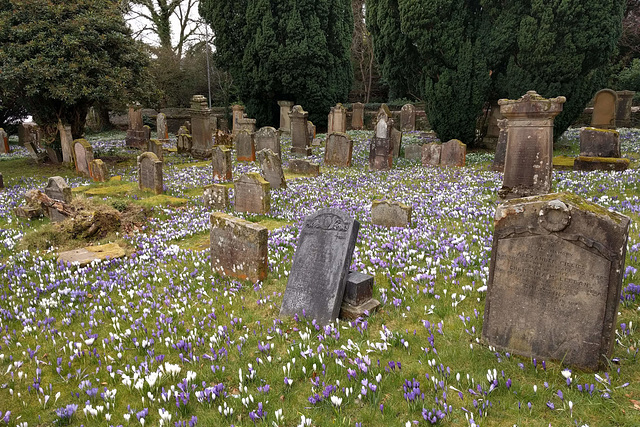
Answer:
327, 103, 347, 135
404, 144, 422, 160
0, 173, 3, 189
482, 193, 630, 371
148, 139, 164, 161
232, 104, 245, 136
210, 212, 268, 283
288, 159, 320, 176
324, 132, 353, 167
89, 159, 109, 182
57, 122, 73, 165
339, 271, 381, 320
137, 152, 163, 194
255, 126, 281, 158
203, 184, 229, 209
237, 117, 256, 134
483, 101, 505, 149
57, 243, 125, 267
391, 128, 402, 158
156, 112, 169, 141
400, 104, 416, 131
351, 102, 365, 130
440, 139, 466, 167
498, 91, 565, 200
212, 145, 232, 181
591, 89, 617, 129
73, 139, 94, 177
422, 143, 442, 166
371, 200, 412, 228
189, 95, 213, 158
616, 90, 635, 128
184, 120, 192, 134
176, 126, 192, 154
573, 156, 630, 172
18, 123, 40, 146
307, 121, 316, 147
209, 115, 218, 133
234, 173, 270, 214
369, 105, 394, 171
236, 130, 256, 161
289, 105, 312, 156
579, 128, 620, 158
257, 148, 286, 189
491, 119, 508, 172
278, 101, 294, 134
280, 208, 360, 325
125, 103, 147, 148
215, 131, 233, 148
45, 176, 71, 222
0, 128, 8, 154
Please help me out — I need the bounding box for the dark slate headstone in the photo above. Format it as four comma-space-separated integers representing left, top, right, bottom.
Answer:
212, 145, 232, 181
280, 208, 360, 325
236, 130, 256, 161
257, 148, 286, 189
482, 193, 630, 370
137, 152, 163, 194
324, 132, 353, 167
339, 271, 380, 320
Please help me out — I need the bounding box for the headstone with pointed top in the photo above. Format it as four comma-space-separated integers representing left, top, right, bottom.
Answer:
73, 139, 94, 177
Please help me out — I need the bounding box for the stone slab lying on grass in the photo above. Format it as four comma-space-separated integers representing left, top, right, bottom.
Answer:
58, 243, 125, 266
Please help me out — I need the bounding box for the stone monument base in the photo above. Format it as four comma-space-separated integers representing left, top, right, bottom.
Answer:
573, 156, 629, 172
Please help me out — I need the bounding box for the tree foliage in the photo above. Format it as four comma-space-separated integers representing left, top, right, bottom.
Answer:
199, 0, 353, 127
0, 0, 148, 138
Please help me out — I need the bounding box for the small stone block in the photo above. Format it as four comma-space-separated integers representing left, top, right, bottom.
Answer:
343, 271, 374, 306
288, 159, 320, 176
203, 184, 229, 209
573, 156, 630, 172
371, 200, 412, 228
14, 206, 43, 219
58, 243, 126, 267
340, 298, 381, 320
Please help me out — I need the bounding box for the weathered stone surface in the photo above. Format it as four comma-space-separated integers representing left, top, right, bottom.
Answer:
371, 200, 412, 228
440, 139, 466, 167
482, 192, 630, 370
148, 139, 164, 161
58, 243, 126, 267
307, 121, 316, 147
45, 146, 61, 164
15, 205, 43, 219
215, 131, 233, 148
203, 184, 229, 209
45, 176, 71, 203
234, 173, 270, 214
391, 128, 402, 158
212, 145, 233, 181
328, 103, 347, 134
484, 101, 506, 147
616, 90, 635, 128
280, 208, 360, 325
591, 89, 617, 129
236, 130, 256, 161
57, 122, 73, 164
156, 112, 169, 140
324, 132, 353, 167
0, 128, 8, 154
342, 271, 373, 306
210, 212, 268, 283
351, 102, 364, 130
491, 119, 508, 172
237, 117, 256, 134
400, 104, 416, 131
288, 159, 320, 176
257, 148, 286, 189
125, 104, 147, 149
89, 159, 109, 182
422, 143, 441, 166
289, 105, 311, 156
137, 152, 163, 194
0, 172, 3, 189
369, 105, 394, 171
255, 126, 281, 158
579, 127, 620, 158
231, 104, 245, 136
573, 156, 630, 172
278, 101, 294, 134
177, 126, 192, 153
189, 95, 213, 158
403, 144, 422, 160
73, 139, 94, 177
498, 91, 566, 200
340, 298, 381, 320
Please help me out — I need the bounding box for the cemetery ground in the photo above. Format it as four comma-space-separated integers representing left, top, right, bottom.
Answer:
1, 129, 640, 427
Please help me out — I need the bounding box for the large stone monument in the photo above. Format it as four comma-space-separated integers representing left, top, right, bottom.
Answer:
498, 91, 565, 200
138, 152, 163, 194
591, 89, 617, 129
189, 95, 213, 159
289, 105, 311, 156
369, 105, 394, 171
278, 101, 294, 135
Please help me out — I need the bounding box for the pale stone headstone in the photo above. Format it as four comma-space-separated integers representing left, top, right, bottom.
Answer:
498, 91, 565, 200
278, 100, 294, 134
57, 122, 73, 164
73, 139, 94, 177
156, 112, 169, 141
369, 105, 394, 171
579, 128, 620, 158
231, 104, 245, 136
203, 184, 229, 209
177, 126, 192, 154
328, 103, 347, 134
236, 130, 256, 161
491, 119, 508, 172
483, 193, 630, 370
45, 176, 71, 222
351, 102, 365, 130
89, 159, 109, 182
288, 159, 320, 176
148, 139, 164, 161
255, 126, 281, 158
440, 139, 466, 167
125, 104, 147, 148
234, 173, 270, 214
0, 128, 9, 154
324, 132, 353, 167
404, 144, 422, 160
190, 95, 213, 158
591, 89, 617, 129
422, 143, 441, 166
257, 148, 286, 189
210, 212, 268, 283
212, 145, 232, 182
371, 200, 412, 228
280, 208, 360, 325
289, 105, 311, 156
400, 104, 416, 131
616, 90, 635, 128
137, 152, 163, 194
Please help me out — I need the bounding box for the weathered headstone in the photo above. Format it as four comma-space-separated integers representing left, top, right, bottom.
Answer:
0, 128, 9, 154
18, 123, 40, 146
482, 193, 630, 370
339, 271, 381, 320
257, 148, 286, 189
327, 103, 347, 134
215, 131, 233, 148
190, 95, 213, 158
89, 159, 109, 182
210, 212, 268, 283
137, 152, 163, 194
404, 144, 422, 160
491, 119, 508, 172
148, 139, 164, 161
237, 117, 256, 134
289, 105, 311, 156
278, 101, 294, 134
73, 139, 94, 177
57, 122, 73, 165
125, 104, 147, 148
203, 184, 229, 209
371, 200, 412, 228
236, 130, 256, 161
231, 104, 245, 136
498, 91, 565, 200
307, 121, 316, 147
156, 112, 169, 141
440, 139, 466, 167
44, 176, 71, 222
177, 126, 192, 154
280, 208, 360, 325
391, 128, 402, 158
58, 243, 126, 267
234, 173, 270, 214
324, 132, 353, 167
400, 104, 416, 131
591, 89, 617, 129
255, 126, 281, 158
484, 101, 506, 148
212, 145, 232, 182
288, 159, 320, 176
573, 156, 630, 172
616, 90, 635, 128
579, 128, 620, 158
351, 102, 365, 130
422, 143, 442, 166
369, 105, 394, 171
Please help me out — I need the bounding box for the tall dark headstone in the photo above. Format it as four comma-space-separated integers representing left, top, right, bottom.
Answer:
491, 119, 508, 172
189, 95, 213, 158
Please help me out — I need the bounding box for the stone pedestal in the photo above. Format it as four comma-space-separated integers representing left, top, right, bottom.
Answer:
289, 105, 312, 156
327, 103, 347, 135
616, 90, 635, 128
498, 91, 565, 200
189, 95, 213, 159
232, 104, 245, 136
278, 101, 294, 134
